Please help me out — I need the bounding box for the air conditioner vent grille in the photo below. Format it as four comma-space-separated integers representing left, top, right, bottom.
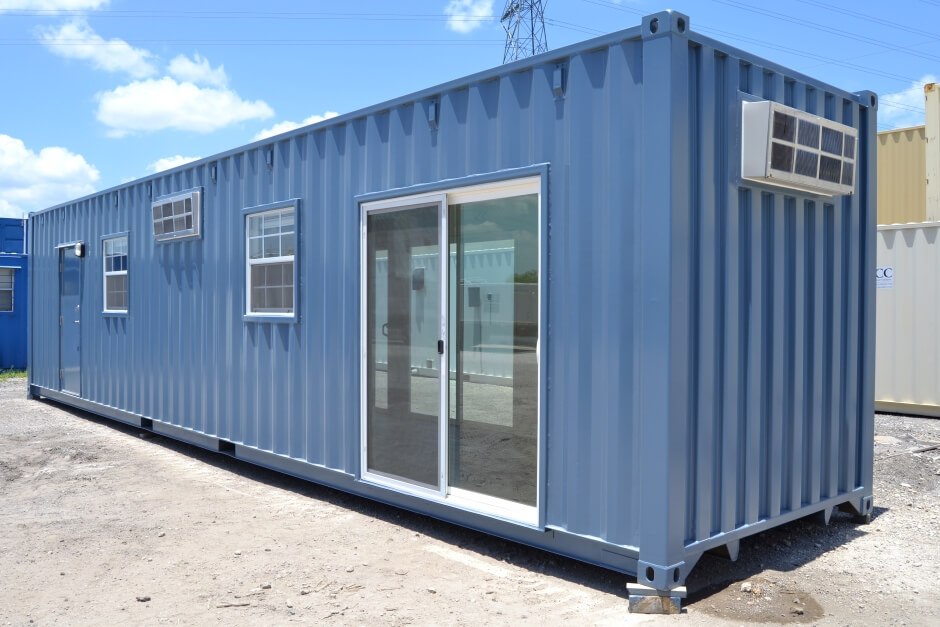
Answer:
841, 161, 854, 186
819, 156, 842, 183
843, 134, 856, 158
771, 143, 794, 171
798, 120, 819, 148
795, 150, 818, 177
821, 127, 844, 155
742, 100, 858, 196
773, 111, 796, 141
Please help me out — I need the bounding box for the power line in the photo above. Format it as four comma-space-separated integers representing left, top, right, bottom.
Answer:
697, 25, 926, 87
583, 0, 936, 84
0, 7, 605, 44
581, 0, 644, 17
583, 1, 927, 86
1, 38, 505, 46
4, 0, 928, 119
545, 18, 603, 37
581, 0, 925, 121
0, 7, 593, 32
793, 0, 940, 41
1, 10, 498, 20
712, 0, 940, 65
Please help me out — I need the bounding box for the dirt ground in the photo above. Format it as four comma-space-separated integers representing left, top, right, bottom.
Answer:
1, 376, 938, 626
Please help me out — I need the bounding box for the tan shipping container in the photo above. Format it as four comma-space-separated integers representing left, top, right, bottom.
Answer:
877, 126, 926, 224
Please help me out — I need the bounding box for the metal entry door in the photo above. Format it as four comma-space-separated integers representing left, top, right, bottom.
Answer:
59, 246, 82, 395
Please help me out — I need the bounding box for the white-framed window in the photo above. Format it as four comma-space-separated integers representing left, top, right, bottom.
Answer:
245, 205, 296, 316
152, 189, 201, 241
103, 236, 128, 312
0, 268, 12, 312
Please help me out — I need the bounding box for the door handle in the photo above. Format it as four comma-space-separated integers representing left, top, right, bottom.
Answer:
73, 320, 80, 324
382, 323, 389, 337
438, 340, 444, 354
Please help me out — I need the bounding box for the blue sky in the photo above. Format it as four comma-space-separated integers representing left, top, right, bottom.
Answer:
1, 0, 937, 218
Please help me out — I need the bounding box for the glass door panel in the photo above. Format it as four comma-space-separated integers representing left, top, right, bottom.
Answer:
366, 205, 441, 489
448, 193, 539, 506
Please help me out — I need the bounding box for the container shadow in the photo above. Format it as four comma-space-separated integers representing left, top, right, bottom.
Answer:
684, 506, 886, 605
37, 397, 879, 605
36, 398, 628, 599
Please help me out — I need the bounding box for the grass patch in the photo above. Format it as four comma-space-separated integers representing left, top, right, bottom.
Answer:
0, 369, 27, 380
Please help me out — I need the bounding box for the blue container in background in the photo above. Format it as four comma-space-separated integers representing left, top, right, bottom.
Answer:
25, 11, 876, 609
0, 217, 28, 370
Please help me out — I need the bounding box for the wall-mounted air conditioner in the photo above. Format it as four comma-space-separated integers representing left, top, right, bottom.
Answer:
742, 100, 857, 196
151, 188, 202, 242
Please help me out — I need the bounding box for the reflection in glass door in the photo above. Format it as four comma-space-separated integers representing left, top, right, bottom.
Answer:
365, 204, 442, 490
448, 193, 539, 508
362, 178, 540, 521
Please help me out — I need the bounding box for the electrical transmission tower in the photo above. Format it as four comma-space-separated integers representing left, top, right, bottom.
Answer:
501, 0, 548, 63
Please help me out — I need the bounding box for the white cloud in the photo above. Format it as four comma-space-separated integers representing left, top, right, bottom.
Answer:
37, 20, 272, 138
253, 111, 340, 141
0, 134, 99, 217
37, 18, 157, 78
168, 53, 228, 87
0, 199, 26, 219
0, 0, 107, 11
147, 155, 201, 174
881, 75, 936, 130
444, 0, 494, 34
96, 77, 274, 137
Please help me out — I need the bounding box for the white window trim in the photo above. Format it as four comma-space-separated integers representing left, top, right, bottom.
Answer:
102, 236, 128, 313
244, 205, 297, 319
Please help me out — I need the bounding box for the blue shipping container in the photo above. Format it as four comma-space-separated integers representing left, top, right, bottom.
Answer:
0, 217, 28, 369
26, 11, 875, 609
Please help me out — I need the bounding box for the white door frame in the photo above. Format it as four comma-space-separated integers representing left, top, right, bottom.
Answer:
359, 176, 542, 527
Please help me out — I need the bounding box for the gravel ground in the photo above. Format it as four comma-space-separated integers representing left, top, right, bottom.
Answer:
0, 376, 938, 625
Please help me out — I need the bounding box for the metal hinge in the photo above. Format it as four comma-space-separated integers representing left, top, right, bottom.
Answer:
59, 369, 63, 380
59, 315, 63, 327
60, 263, 63, 272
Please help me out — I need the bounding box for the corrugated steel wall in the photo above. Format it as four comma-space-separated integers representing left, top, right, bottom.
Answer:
875, 223, 940, 415
628, 24, 874, 585
877, 127, 926, 224
681, 53, 873, 543
27, 12, 875, 583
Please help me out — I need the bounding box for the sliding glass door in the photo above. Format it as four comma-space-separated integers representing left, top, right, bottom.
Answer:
362, 177, 540, 522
